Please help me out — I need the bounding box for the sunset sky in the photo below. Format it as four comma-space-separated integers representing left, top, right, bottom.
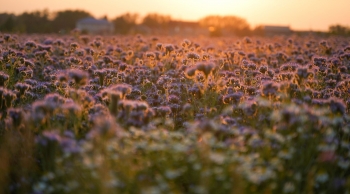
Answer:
1, 0, 349, 31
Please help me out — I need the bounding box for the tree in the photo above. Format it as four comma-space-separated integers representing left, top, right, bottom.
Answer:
252, 25, 265, 36
328, 24, 350, 36
17, 9, 52, 33
141, 13, 171, 30
0, 14, 16, 32
199, 15, 251, 37
112, 13, 139, 34
51, 10, 92, 33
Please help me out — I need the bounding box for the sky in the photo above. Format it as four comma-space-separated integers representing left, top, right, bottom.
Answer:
1, 0, 350, 31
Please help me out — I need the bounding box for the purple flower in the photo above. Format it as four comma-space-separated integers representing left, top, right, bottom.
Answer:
0, 71, 9, 86
261, 81, 279, 97
68, 69, 88, 86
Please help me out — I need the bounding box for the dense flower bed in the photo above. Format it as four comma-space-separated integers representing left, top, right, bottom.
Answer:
0, 33, 349, 193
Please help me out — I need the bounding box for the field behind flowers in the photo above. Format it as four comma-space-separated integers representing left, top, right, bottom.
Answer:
0, 33, 349, 193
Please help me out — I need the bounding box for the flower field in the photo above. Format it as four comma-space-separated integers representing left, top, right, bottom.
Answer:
0, 33, 349, 193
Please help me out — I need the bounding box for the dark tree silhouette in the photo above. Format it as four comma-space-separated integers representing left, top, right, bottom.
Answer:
0, 9, 257, 36
0, 14, 16, 32
17, 10, 52, 33
51, 10, 92, 33
328, 24, 350, 36
141, 13, 171, 29
112, 13, 139, 34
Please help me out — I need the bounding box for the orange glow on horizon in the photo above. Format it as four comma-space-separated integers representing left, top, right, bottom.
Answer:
0, 0, 350, 31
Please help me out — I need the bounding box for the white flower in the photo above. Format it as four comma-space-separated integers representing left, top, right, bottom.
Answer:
338, 159, 350, 169
315, 172, 329, 183
283, 182, 295, 193
141, 187, 162, 194
165, 168, 185, 179
209, 152, 225, 164
33, 182, 47, 192
294, 172, 301, 181
278, 149, 294, 160
193, 163, 201, 170
317, 144, 337, 151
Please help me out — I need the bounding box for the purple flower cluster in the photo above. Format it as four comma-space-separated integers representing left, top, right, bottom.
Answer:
0, 33, 349, 193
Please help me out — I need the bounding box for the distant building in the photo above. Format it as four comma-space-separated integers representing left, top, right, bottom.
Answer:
263, 25, 292, 36
76, 17, 114, 34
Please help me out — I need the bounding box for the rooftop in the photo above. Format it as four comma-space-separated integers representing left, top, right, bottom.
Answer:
77, 17, 111, 25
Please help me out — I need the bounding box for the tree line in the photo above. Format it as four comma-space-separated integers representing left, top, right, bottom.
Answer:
0, 9, 255, 36
0, 9, 349, 36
